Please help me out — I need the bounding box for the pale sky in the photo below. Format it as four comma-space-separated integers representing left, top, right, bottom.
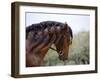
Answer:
25, 12, 90, 34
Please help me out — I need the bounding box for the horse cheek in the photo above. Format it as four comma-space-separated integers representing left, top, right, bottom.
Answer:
63, 40, 70, 59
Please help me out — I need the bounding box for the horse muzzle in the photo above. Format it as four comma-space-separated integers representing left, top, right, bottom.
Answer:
58, 52, 68, 61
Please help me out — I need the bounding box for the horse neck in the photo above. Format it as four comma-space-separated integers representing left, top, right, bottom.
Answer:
39, 47, 49, 60
39, 33, 57, 61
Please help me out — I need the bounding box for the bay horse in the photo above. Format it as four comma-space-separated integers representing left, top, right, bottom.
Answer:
26, 21, 73, 67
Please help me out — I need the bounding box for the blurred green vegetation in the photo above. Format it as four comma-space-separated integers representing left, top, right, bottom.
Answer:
43, 32, 89, 66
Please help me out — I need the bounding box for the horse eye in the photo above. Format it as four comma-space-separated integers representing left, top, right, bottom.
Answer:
59, 51, 63, 55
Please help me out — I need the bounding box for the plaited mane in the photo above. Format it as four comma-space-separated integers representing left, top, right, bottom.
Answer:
26, 21, 64, 37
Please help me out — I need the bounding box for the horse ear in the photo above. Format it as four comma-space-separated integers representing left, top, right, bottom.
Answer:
64, 22, 68, 30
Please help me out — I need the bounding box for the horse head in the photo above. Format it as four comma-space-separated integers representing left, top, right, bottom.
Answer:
54, 22, 73, 61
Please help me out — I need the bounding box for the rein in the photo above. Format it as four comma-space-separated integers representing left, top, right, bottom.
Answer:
50, 47, 57, 52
